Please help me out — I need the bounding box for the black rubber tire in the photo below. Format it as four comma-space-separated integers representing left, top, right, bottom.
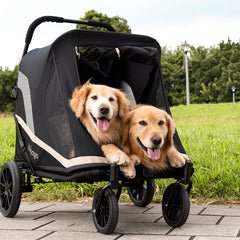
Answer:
0, 161, 22, 217
162, 183, 190, 227
127, 179, 155, 207
92, 188, 119, 234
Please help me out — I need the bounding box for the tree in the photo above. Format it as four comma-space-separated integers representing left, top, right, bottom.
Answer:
161, 47, 186, 105
0, 66, 18, 112
77, 10, 131, 33
162, 38, 240, 105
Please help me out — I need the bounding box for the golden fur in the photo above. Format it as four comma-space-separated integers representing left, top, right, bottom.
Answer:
70, 82, 136, 178
122, 105, 188, 171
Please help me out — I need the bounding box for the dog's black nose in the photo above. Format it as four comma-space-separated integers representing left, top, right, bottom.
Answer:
151, 136, 162, 146
100, 106, 109, 115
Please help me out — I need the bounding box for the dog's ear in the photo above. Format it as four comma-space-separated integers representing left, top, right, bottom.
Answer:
115, 90, 131, 119
166, 113, 176, 146
121, 113, 131, 147
69, 82, 91, 118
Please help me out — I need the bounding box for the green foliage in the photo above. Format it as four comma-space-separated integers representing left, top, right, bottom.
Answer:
0, 66, 18, 112
77, 10, 131, 33
163, 39, 240, 105
0, 103, 239, 204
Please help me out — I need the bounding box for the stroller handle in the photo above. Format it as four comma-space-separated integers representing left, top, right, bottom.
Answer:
22, 16, 116, 57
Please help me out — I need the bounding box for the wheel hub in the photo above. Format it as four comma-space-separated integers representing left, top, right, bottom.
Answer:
5, 184, 10, 195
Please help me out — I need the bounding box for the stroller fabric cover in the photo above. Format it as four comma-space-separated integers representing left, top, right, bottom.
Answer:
14, 29, 185, 177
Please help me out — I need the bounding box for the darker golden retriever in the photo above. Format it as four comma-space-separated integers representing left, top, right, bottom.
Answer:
70, 82, 136, 178
122, 105, 188, 171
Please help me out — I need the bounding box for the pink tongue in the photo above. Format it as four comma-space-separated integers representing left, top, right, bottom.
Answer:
147, 148, 161, 160
97, 118, 109, 131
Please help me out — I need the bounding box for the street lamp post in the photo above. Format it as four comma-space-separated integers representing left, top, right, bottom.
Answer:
182, 40, 190, 105
232, 86, 236, 103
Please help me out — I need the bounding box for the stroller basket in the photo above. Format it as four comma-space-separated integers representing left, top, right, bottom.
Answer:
0, 16, 193, 234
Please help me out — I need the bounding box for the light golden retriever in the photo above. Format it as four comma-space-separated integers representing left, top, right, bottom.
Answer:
70, 82, 136, 178
122, 105, 188, 171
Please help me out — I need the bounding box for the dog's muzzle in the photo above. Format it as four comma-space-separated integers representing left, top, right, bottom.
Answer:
137, 137, 161, 160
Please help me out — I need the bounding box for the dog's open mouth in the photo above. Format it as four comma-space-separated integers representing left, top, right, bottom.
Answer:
137, 137, 161, 160
91, 114, 110, 132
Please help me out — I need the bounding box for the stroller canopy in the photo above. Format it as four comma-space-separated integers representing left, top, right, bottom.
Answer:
15, 29, 183, 173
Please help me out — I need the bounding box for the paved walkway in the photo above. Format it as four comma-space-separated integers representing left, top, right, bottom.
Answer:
0, 202, 239, 240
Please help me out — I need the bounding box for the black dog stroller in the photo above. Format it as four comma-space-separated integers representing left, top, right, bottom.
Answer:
0, 16, 193, 234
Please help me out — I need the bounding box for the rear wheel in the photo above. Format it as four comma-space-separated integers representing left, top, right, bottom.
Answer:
127, 179, 155, 207
92, 188, 119, 234
0, 161, 22, 217
162, 183, 190, 227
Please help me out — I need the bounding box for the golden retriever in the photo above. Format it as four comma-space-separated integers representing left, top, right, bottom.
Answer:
122, 105, 188, 171
70, 82, 136, 178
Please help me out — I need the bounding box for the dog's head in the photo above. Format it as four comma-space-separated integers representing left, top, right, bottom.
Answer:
70, 82, 131, 132
122, 105, 175, 161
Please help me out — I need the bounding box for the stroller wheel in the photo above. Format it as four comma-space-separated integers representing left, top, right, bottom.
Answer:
127, 179, 155, 207
92, 188, 119, 234
162, 183, 190, 227
0, 161, 22, 217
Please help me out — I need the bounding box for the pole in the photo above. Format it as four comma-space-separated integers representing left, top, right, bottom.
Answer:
233, 92, 235, 103
184, 51, 190, 105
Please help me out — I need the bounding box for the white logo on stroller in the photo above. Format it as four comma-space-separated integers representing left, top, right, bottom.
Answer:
27, 144, 39, 160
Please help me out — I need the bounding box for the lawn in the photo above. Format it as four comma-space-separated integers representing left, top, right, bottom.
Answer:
0, 103, 239, 204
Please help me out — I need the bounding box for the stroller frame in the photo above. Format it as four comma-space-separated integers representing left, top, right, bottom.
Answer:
0, 16, 193, 234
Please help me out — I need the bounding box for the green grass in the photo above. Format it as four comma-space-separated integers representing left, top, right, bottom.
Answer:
170, 103, 240, 204
0, 103, 240, 204
0, 114, 15, 169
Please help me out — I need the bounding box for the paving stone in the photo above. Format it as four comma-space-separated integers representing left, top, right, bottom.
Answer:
219, 216, 240, 225
37, 202, 92, 212
40, 212, 92, 223
0, 211, 52, 220
119, 213, 160, 223
143, 204, 162, 214
231, 206, 240, 212
170, 224, 240, 237
201, 205, 240, 216
119, 235, 190, 240
119, 204, 151, 214
0, 202, 239, 239
19, 201, 54, 212
195, 237, 240, 240
42, 231, 120, 240
158, 214, 220, 225
0, 230, 51, 240
38, 220, 96, 232
0, 218, 53, 230
189, 204, 207, 214
115, 222, 171, 235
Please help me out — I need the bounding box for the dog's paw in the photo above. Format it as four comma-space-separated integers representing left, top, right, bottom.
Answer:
111, 151, 130, 167
130, 154, 141, 166
168, 153, 186, 168
120, 162, 136, 179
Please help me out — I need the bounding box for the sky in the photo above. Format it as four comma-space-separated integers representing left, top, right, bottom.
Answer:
1, 0, 240, 69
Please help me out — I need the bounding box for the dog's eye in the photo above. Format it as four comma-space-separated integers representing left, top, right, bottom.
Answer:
109, 97, 114, 102
139, 120, 147, 126
158, 120, 164, 126
91, 95, 98, 100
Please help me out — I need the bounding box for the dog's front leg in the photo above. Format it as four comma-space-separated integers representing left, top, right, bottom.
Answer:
101, 144, 130, 166
101, 144, 136, 179
167, 147, 188, 168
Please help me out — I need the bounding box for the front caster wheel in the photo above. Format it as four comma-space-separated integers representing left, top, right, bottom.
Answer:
0, 161, 22, 217
162, 183, 190, 227
127, 179, 155, 207
92, 188, 119, 234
